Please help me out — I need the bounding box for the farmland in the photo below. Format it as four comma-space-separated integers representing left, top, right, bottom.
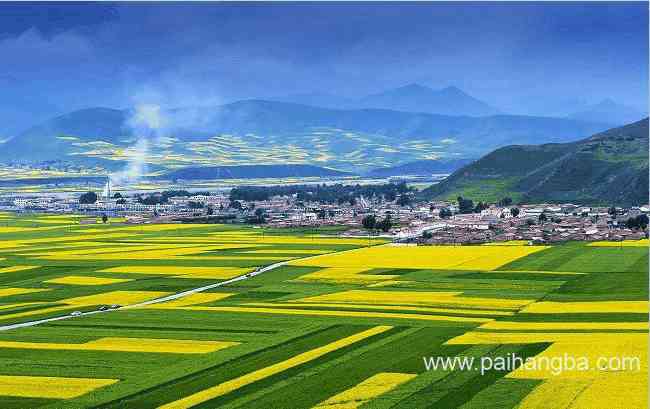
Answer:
0, 212, 646, 408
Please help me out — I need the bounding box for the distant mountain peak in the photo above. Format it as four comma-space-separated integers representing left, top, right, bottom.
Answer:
598, 98, 617, 106
397, 83, 432, 91
359, 84, 500, 116
439, 85, 464, 93
570, 99, 644, 126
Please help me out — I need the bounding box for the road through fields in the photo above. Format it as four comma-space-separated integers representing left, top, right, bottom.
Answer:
0, 259, 291, 332
0, 242, 382, 332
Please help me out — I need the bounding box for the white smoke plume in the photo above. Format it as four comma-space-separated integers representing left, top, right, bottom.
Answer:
109, 104, 165, 186
108, 79, 224, 187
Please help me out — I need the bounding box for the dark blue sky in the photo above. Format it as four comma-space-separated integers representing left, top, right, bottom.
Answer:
0, 2, 647, 136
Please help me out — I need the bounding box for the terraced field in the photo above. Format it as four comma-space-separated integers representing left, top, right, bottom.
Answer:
0, 212, 646, 408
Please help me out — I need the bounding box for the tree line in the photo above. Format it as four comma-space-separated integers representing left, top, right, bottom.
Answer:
229, 183, 413, 205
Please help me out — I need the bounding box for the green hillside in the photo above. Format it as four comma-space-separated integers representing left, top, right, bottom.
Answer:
421, 118, 649, 205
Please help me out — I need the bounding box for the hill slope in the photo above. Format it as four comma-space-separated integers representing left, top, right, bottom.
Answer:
367, 159, 473, 177
421, 118, 649, 206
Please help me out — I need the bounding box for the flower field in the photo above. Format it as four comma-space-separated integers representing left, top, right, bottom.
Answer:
0, 213, 646, 408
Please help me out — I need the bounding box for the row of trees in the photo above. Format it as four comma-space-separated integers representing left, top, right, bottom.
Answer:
457, 196, 491, 214
230, 183, 413, 205
136, 190, 210, 206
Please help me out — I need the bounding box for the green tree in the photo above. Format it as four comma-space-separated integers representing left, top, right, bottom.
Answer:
538, 213, 548, 224
362, 215, 376, 230
254, 208, 266, 224
377, 215, 392, 232
608, 206, 618, 218
473, 201, 488, 213
457, 196, 474, 214
396, 194, 411, 207
79, 191, 98, 204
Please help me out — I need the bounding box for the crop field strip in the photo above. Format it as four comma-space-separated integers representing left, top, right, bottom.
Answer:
0, 213, 646, 408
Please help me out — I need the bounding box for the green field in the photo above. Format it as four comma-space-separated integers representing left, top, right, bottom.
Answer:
0, 213, 646, 408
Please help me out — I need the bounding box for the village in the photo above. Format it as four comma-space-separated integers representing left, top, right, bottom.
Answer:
2, 181, 648, 245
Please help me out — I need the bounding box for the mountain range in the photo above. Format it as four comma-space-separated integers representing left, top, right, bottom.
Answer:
421, 118, 649, 206
0, 99, 610, 175
270, 84, 500, 115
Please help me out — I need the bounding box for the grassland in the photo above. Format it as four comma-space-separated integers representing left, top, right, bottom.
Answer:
0, 212, 646, 408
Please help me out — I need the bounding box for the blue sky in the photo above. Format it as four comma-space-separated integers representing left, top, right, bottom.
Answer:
0, 2, 647, 136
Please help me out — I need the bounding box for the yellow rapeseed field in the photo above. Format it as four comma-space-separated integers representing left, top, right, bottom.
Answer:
45, 276, 134, 286
448, 330, 648, 408
367, 280, 415, 288
478, 321, 648, 331
446, 331, 647, 345
0, 265, 39, 274
0, 302, 42, 311
63, 290, 169, 306
516, 379, 590, 409
158, 326, 394, 409
100, 265, 250, 279
0, 233, 133, 251
313, 372, 416, 409
0, 337, 237, 354
0, 375, 118, 399
588, 239, 648, 247
296, 290, 532, 310
207, 234, 388, 246
289, 245, 547, 271
0, 226, 67, 234
0, 306, 70, 321
0, 287, 49, 297
295, 267, 400, 284
566, 373, 647, 408
172, 305, 492, 323
508, 335, 647, 380
240, 249, 332, 254
521, 301, 649, 314
79, 223, 217, 233
37, 244, 259, 260
31, 243, 192, 257
147, 292, 234, 307
248, 302, 514, 316
482, 240, 530, 246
